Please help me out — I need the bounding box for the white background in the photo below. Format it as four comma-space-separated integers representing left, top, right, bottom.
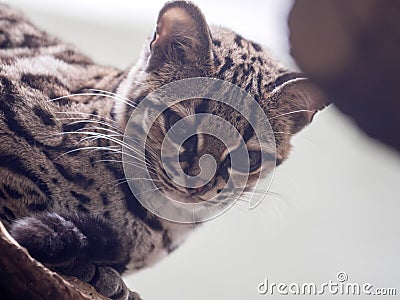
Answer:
5, 0, 400, 299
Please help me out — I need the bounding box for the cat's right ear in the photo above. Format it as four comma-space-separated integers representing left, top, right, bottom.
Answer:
274, 78, 331, 134
146, 1, 213, 75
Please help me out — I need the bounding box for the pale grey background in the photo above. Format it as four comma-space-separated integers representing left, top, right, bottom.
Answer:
6, 0, 400, 299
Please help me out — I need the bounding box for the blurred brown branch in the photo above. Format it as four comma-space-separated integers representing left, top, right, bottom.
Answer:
0, 220, 108, 300
289, 0, 400, 152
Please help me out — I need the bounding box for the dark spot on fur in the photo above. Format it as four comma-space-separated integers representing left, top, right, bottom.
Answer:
2, 206, 15, 219
100, 193, 109, 206
103, 211, 110, 219
21, 34, 43, 48
245, 78, 253, 92
251, 41, 262, 52
66, 149, 80, 157
257, 73, 263, 91
27, 202, 48, 211
3, 184, 22, 199
56, 98, 71, 106
234, 34, 244, 47
70, 191, 91, 204
0, 82, 39, 144
89, 157, 96, 168
0, 76, 15, 95
76, 174, 95, 187
243, 66, 255, 77
33, 106, 56, 126
52, 162, 74, 181
212, 39, 221, 47
21, 73, 67, 92
27, 189, 41, 198
0, 154, 53, 202
149, 243, 155, 252
0, 30, 12, 48
218, 57, 234, 75
213, 56, 221, 67
54, 49, 92, 65
52, 162, 94, 188
253, 94, 261, 103
62, 120, 87, 132
231, 70, 239, 85
77, 204, 89, 214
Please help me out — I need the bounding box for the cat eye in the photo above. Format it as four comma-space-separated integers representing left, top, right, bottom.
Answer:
248, 150, 262, 172
179, 135, 198, 162
164, 109, 191, 145
223, 153, 231, 168
182, 135, 198, 154
218, 153, 231, 181
164, 109, 183, 131
228, 149, 262, 173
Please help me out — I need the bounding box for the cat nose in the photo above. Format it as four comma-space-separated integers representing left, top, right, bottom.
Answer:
186, 180, 214, 195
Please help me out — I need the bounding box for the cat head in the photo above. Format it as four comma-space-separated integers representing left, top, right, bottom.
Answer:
116, 1, 329, 205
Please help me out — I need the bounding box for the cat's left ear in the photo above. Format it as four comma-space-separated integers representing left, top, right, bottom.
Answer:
276, 78, 331, 134
146, 1, 213, 74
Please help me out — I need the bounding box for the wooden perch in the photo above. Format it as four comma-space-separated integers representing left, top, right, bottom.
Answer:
0, 220, 109, 300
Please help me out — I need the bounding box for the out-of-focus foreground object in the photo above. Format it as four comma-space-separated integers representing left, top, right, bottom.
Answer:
289, 0, 400, 152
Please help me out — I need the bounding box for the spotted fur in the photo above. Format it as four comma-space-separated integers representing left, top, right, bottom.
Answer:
0, 1, 327, 299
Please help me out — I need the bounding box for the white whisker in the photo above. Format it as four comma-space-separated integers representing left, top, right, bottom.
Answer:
98, 159, 157, 176
53, 111, 116, 126
48, 92, 137, 109
56, 118, 121, 131
270, 109, 314, 120
88, 88, 136, 107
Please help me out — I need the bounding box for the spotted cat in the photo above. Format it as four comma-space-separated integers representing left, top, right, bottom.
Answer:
0, 1, 328, 299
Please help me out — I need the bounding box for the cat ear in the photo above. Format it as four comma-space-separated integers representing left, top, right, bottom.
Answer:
146, 1, 213, 74
275, 78, 331, 134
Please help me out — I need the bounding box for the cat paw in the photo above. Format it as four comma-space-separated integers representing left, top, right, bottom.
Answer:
10, 212, 87, 265
89, 266, 130, 300
57, 263, 136, 299
128, 290, 143, 300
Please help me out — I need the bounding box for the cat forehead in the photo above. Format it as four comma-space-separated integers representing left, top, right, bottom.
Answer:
209, 25, 283, 70
208, 26, 289, 102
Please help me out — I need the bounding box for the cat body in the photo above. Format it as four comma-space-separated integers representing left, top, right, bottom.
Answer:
0, 1, 328, 299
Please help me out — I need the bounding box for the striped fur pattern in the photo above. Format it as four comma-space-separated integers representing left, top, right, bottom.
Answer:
0, 1, 327, 299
